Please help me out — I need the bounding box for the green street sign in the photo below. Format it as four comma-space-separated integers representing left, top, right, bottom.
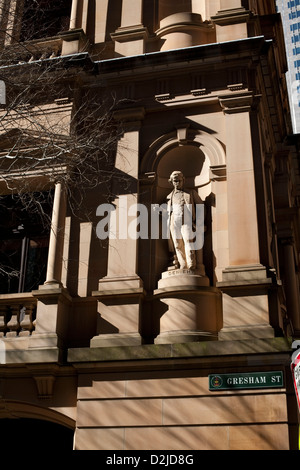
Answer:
209, 371, 284, 391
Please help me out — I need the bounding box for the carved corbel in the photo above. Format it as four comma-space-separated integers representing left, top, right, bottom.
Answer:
176, 124, 190, 144
33, 375, 56, 399
219, 92, 260, 114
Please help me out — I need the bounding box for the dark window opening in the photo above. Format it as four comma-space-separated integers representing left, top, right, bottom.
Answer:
0, 418, 74, 449
0, 192, 52, 294
20, 0, 72, 42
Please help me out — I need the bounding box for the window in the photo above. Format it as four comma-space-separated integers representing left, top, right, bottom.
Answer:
290, 10, 300, 19
0, 193, 52, 294
288, 0, 300, 7
290, 22, 300, 32
20, 0, 72, 42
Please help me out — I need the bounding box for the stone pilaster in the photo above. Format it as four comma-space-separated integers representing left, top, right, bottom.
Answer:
91, 107, 146, 347
219, 92, 261, 273
110, 0, 148, 56
212, 4, 252, 42
217, 92, 275, 341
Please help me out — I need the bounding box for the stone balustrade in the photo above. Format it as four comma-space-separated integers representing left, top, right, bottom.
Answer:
0, 293, 36, 337
2, 37, 63, 66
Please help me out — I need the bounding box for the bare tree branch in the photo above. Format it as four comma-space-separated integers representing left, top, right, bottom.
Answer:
0, 1, 128, 282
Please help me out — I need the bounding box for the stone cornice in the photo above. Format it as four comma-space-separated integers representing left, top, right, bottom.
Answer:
95, 36, 269, 78
0, 51, 94, 74
67, 337, 291, 372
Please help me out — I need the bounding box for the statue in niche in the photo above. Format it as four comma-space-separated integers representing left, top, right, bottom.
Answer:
166, 170, 206, 273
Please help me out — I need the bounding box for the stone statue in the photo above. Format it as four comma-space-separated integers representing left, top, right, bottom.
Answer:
167, 170, 205, 272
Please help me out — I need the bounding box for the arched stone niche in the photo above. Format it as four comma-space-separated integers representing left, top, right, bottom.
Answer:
142, 125, 225, 170
139, 126, 225, 343
141, 125, 225, 208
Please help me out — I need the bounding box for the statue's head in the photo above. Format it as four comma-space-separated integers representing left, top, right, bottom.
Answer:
169, 171, 184, 189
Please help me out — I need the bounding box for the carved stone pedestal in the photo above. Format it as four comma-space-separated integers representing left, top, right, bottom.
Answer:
91, 277, 145, 347
154, 271, 223, 344
30, 286, 71, 349
217, 265, 276, 341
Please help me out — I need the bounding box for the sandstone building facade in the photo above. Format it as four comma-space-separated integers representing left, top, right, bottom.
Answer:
0, 0, 299, 450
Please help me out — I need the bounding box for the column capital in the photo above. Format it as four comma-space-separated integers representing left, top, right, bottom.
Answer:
219, 92, 260, 114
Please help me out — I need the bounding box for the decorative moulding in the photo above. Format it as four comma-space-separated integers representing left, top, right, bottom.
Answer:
33, 375, 56, 399
111, 25, 149, 43
211, 8, 253, 26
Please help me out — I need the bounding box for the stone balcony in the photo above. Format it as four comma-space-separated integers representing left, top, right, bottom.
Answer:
0, 37, 63, 66
0, 292, 36, 337
0, 28, 90, 67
